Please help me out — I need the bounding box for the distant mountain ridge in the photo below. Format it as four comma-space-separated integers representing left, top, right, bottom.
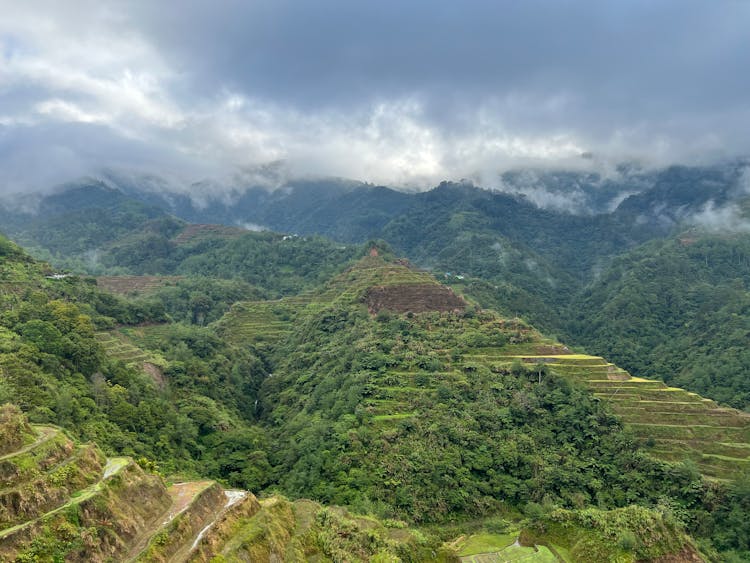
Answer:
5, 160, 750, 420
95, 160, 749, 229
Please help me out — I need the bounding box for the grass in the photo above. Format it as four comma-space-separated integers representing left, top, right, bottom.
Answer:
454, 532, 560, 562
457, 533, 517, 555
371, 413, 416, 422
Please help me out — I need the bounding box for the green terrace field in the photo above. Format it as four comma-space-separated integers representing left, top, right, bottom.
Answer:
0, 405, 167, 560
95, 329, 165, 369
96, 275, 183, 295
215, 299, 302, 348
214, 255, 466, 347
0, 403, 431, 561
446, 529, 563, 563
0, 404, 289, 561
472, 351, 750, 480
220, 256, 750, 485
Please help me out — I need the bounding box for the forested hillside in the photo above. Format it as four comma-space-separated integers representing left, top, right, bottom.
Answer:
6, 236, 750, 559
570, 235, 750, 410
9, 164, 750, 418
5, 163, 750, 559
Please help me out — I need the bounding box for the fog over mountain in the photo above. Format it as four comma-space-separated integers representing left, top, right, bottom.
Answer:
1, 1, 749, 196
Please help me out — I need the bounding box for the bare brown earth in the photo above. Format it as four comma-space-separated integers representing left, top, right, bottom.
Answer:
365, 283, 467, 314
96, 276, 182, 295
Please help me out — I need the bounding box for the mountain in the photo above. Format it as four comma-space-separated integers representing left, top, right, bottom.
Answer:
212, 254, 748, 559
0, 180, 171, 260
7, 162, 750, 412
10, 162, 749, 325
6, 162, 750, 406
5, 237, 749, 559
570, 233, 750, 411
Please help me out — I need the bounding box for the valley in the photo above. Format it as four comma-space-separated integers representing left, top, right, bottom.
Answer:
3, 164, 750, 560
3, 3, 749, 560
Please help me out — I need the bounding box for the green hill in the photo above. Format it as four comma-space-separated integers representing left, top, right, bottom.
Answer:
213, 255, 747, 558
0, 404, 444, 562
570, 234, 750, 411
3, 234, 750, 559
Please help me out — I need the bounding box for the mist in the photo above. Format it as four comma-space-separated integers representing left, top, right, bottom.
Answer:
1, 1, 749, 199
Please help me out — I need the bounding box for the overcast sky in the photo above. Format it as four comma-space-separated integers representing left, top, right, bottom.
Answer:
1, 0, 749, 193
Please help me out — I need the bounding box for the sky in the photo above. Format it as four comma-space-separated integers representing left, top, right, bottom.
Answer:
0, 0, 749, 194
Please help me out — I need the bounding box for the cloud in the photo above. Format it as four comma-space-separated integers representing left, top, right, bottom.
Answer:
0, 0, 749, 195
688, 201, 750, 234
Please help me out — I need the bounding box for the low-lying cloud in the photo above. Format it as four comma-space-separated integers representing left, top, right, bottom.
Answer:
688, 201, 750, 234
1, 1, 749, 197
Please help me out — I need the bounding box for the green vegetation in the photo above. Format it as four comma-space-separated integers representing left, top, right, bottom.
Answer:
208, 497, 440, 562
5, 225, 750, 559
0, 234, 270, 484
570, 235, 750, 411
525, 505, 698, 563
481, 352, 750, 480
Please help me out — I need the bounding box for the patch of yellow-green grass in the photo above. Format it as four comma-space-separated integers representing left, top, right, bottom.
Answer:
508, 354, 600, 361
547, 544, 573, 562
625, 423, 695, 440
588, 382, 665, 391
692, 425, 750, 441
721, 442, 750, 449
702, 453, 750, 463
457, 533, 517, 556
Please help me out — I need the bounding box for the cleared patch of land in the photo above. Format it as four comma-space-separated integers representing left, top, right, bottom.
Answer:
96, 275, 183, 295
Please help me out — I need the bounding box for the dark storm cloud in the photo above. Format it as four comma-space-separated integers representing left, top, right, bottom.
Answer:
0, 0, 749, 193
133, 1, 750, 117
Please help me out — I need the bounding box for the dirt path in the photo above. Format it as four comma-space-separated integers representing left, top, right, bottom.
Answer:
171, 490, 247, 562
0, 426, 57, 461
0, 457, 130, 540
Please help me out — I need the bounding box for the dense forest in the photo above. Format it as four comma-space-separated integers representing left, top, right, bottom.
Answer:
3, 162, 750, 560
7, 165, 750, 416
569, 236, 750, 410
2, 231, 750, 560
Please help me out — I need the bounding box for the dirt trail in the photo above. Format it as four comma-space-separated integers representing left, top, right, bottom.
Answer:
0, 426, 57, 461
0, 457, 130, 540
172, 490, 247, 562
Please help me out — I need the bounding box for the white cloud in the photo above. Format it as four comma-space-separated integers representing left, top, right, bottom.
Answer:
0, 0, 748, 196
689, 201, 750, 233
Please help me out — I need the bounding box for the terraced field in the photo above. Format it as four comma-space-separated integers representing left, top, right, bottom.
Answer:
466, 350, 750, 480
0, 405, 436, 560
95, 330, 165, 370
0, 408, 167, 560
216, 300, 300, 347
216, 255, 467, 348
0, 404, 266, 562
452, 532, 559, 562
223, 256, 750, 482
96, 275, 183, 295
